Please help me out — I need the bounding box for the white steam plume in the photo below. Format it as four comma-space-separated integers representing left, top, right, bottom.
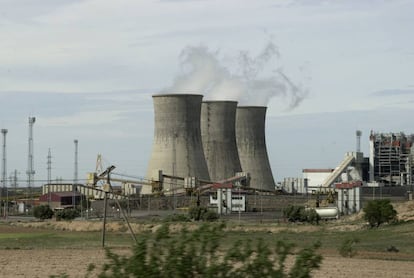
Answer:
161, 42, 308, 108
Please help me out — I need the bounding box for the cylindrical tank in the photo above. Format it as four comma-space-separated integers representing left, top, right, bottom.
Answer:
201, 101, 242, 182
146, 94, 210, 183
235, 106, 275, 191
314, 207, 339, 219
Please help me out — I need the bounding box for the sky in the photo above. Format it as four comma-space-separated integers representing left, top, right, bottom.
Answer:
1, 0, 413, 187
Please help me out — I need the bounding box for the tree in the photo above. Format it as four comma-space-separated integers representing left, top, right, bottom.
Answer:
33, 205, 54, 220
363, 199, 397, 228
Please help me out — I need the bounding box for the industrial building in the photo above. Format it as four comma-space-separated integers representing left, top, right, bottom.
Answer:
39, 192, 83, 210
369, 131, 414, 186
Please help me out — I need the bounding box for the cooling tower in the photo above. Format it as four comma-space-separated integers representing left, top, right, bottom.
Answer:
235, 106, 275, 191
146, 94, 210, 183
201, 101, 242, 182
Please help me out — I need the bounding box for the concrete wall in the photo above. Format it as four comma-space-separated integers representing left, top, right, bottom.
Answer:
302, 171, 333, 190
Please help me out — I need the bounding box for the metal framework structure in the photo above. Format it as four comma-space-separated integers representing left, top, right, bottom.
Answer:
47, 148, 52, 205
1, 129, 8, 217
73, 140, 79, 207
369, 131, 414, 186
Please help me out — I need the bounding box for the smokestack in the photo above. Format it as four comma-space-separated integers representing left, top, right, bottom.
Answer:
235, 106, 275, 191
201, 101, 242, 181
146, 94, 210, 184
356, 130, 362, 153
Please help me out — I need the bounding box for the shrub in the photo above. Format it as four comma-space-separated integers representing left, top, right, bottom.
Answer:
338, 237, 359, 257
303, 208, 321, 225
363, 199, 397, 228
86, 223, 322, 278
202, 210, 219, 222
55, 208, 80, 221
33, 205, 54, 220
188, 206, 219, 222
188, 206, 207, 221
164, 213, 191, 222
283, 205, 320, 224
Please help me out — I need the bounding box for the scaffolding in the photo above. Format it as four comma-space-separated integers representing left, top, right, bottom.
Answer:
370, 131, 414, 186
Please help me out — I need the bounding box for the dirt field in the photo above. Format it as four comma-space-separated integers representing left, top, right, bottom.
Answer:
1, 248, 414, 278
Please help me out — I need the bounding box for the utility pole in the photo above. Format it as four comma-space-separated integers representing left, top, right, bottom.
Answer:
27, 117, 36, 208
1, 129, 7, 218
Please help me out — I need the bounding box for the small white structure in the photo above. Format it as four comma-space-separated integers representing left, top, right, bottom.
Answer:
122, 183, 141, 196
303, 169, 334, 192
18, 202, 25, 214
281, 177, 307, 194
209, 189, 246, 214
335, 181, 362, 215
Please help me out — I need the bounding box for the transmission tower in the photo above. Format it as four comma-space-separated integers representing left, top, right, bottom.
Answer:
12, 170, 18, 211
26, 117, 36, 205
1, 129, 8, 218
47, 148, 52, 205
47, 148, 52, 184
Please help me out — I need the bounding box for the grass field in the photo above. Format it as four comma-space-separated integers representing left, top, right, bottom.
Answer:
1, 216, 414, 257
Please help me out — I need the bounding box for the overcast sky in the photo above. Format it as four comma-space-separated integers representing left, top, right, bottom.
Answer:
1, 0, 413, 186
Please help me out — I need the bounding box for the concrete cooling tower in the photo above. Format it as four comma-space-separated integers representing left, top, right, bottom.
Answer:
146, 94, 210, 185
201, 101, 242, 182
235, 106, 275, 191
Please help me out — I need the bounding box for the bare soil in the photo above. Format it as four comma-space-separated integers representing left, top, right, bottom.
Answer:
1, 248, 414, 278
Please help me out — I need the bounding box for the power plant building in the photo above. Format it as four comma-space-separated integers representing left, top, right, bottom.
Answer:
235, 106, 275, 191
200, 101, 242, 182
369, 131, 414, 186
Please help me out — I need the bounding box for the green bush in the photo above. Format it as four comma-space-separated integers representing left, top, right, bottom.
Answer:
87, 223, 322, 278
55, 209, 80, 221
202, 210, 219, 222
163, 213, 191, 222
303, 208, 321, 225
338, 237, 359, 257
363, 199, 397, 228
33, 205, 54, 220
283, 205, 320, 224
188, 206, 219, 222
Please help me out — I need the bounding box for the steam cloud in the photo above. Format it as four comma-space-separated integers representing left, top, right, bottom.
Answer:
161, 42, 308, 108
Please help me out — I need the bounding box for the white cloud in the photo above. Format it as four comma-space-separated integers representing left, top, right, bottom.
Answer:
37, 110, 127, 127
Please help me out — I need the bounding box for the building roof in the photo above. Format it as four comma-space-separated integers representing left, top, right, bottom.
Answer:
335, 181, 363, 189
